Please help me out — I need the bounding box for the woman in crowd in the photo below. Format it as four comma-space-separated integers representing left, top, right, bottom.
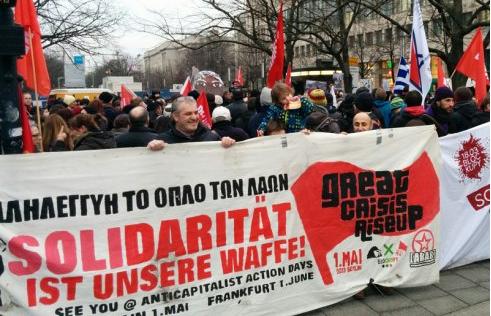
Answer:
68, 114, 116, 150
42, 114, 73, 152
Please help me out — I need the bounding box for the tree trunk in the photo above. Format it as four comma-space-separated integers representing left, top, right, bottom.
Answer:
447, 36, 467, 89
341, 41, 353, 92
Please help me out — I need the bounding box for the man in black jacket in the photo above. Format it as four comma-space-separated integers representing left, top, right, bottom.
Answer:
212, 106, 249, 141
116, 107, 158, 147
148, 96, 235, 150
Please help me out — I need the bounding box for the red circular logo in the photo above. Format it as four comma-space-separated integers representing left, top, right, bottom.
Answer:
455, 134, 489, 181
411, 229, 434, 252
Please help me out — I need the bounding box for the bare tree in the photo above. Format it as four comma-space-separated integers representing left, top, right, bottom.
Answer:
141, 0, 311, 77
44, 52, 64, 89
292, 0, 364, 92
85, 52, 143, 88
35, 0, 124, 54
355, 0, 490, 87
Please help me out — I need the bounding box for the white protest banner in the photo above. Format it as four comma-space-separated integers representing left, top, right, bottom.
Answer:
0, 126, 440, 315
439, 123, 490, 270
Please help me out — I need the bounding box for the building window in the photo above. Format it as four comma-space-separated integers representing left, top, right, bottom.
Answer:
480, 9, 490, 22
366, 32, 373, 45
295, 46, 299, 58
424, 21, 429, 36
385, 28, 393, 42
306, 44, 311, 57
381, 2, 393, 15
357, 34, 363, 47
301, 45, 305, 57
349, 36, 355, 48
402, 0, 411, 11
432, 19, 442, 36
375, 30, 382, 45
356, 33, 363, 47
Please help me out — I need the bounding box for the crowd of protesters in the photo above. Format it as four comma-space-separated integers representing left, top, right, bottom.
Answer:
23, 80, 490, 153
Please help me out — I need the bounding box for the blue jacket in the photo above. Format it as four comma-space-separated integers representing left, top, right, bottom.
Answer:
374, 100, 392, 127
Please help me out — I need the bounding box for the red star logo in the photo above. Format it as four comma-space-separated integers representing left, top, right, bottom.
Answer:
415, 233, 432, 251
411, 229, 435, 252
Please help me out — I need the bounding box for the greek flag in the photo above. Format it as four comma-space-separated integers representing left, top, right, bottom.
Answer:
394, 56, 409, 96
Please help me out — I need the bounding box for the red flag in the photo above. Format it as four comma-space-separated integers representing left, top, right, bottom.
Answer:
197, 89, 212, 128
455, 27, 488, 103
15, 0, 51, 96
267, 0, 284, 88
180, 76, 192, 96
285, 63, 292, 87
121, 84, 137, 108
398, 241, 407, 252
235, 66, 244, 86
18, 86, 34, 153
437, 58, 446, 88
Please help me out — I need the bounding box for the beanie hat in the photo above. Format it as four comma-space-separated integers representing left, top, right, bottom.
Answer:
212, 106, 231, 123
260, 87, 272, 106
84, 105, 98, 115
354, 92, 374, 112
215, 95, 223, 105
99, 91, 113, 103
390, 97, 406, 111
309, 89, 327, 107
434, 86, 454, 102
355, 86, 370, 95
63, 95, 76, 106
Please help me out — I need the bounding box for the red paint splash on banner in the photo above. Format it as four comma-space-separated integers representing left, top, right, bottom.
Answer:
291, 152, 439, 286
455, 134, 489, 181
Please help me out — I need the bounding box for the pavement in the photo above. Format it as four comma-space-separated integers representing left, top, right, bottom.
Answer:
301, 260, 490, 316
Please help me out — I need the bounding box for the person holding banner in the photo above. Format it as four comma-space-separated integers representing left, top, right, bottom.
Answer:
147, 96, 235, 150
256, 82, 314, 135
352, 112, 374, 133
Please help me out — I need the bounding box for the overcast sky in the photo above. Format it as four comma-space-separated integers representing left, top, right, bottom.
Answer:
113, 0, 198, 57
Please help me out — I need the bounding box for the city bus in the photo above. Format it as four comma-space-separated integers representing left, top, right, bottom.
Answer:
49, 88, 113, 102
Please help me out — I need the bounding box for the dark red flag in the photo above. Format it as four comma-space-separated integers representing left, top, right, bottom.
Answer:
180, 76, 192, 96
285, 63, 292, 87
235, 66, 244, 86
15, 0, 51, 96
121, 84, 137, 108
455, 28, 488, 103
197, 89, 212, 128
266, 0, 284, 88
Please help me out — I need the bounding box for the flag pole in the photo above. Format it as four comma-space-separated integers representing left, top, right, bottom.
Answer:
27, 27, 44, 152
449, 69, 457, 80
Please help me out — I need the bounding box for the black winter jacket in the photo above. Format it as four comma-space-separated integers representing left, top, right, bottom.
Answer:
212, 121, 249, 141
157, 123, 220, 144
116, 126, 158, 148
74, 131, 116, 150
451, 100, 478, 133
